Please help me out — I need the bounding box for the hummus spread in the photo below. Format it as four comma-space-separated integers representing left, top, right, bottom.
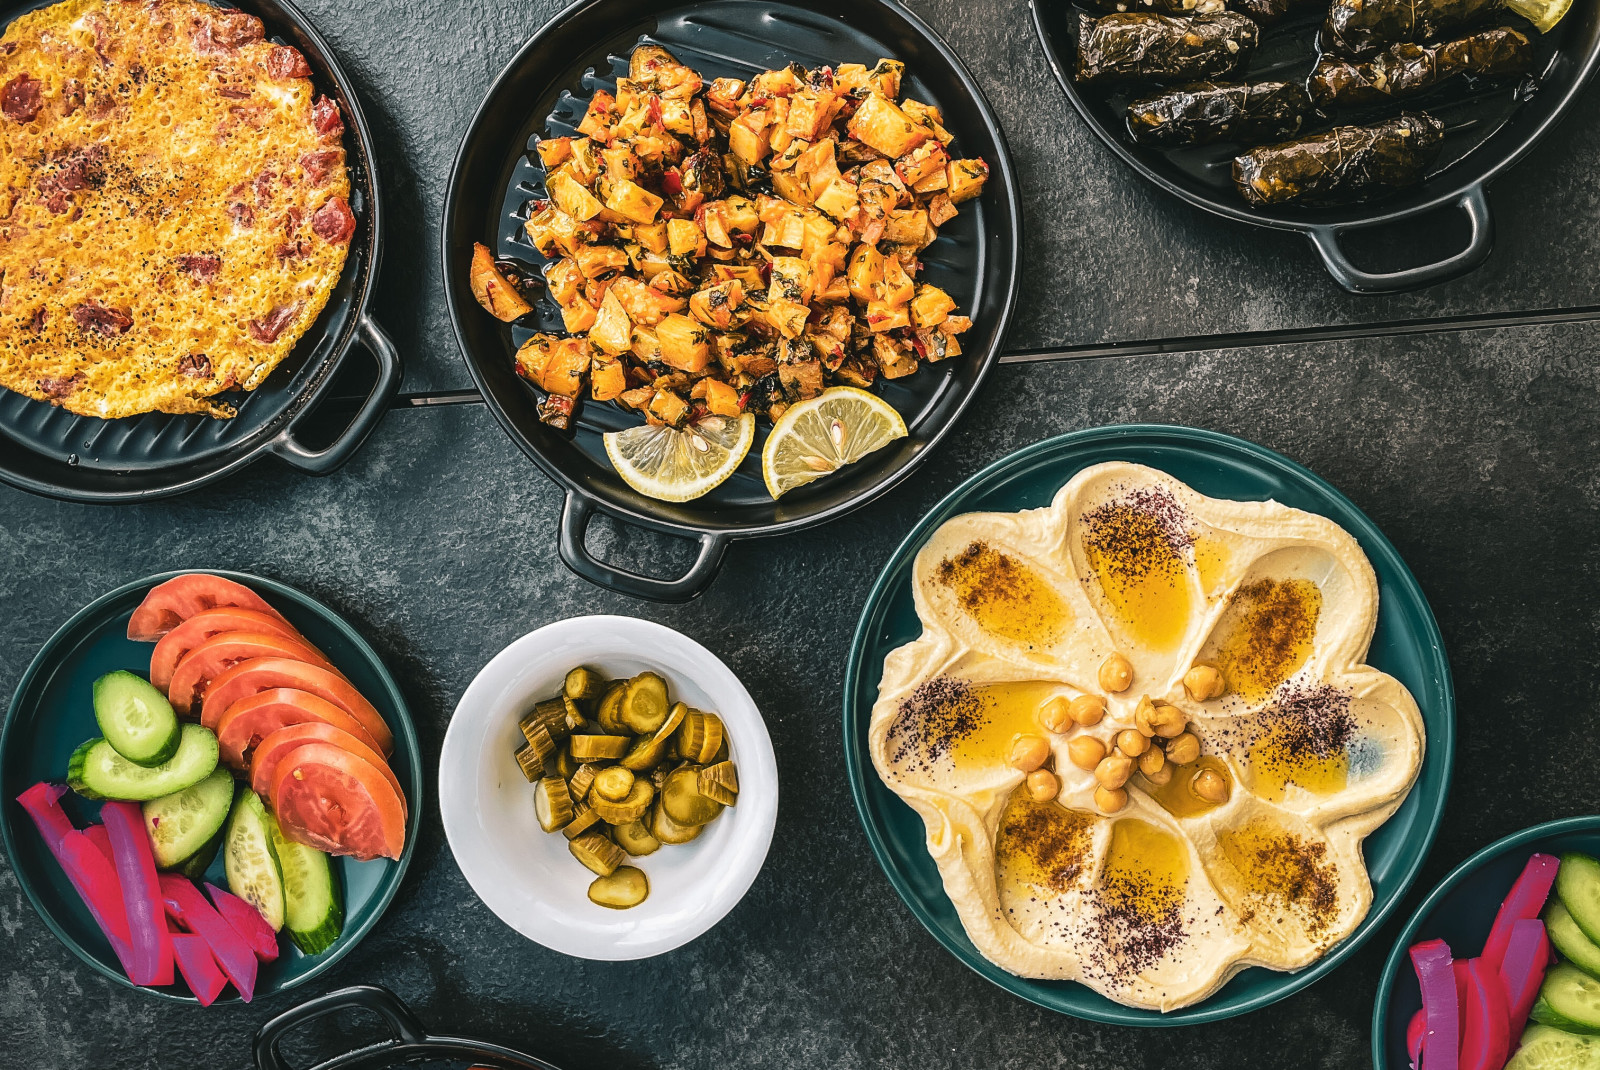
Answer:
869, 462, 1424, 1011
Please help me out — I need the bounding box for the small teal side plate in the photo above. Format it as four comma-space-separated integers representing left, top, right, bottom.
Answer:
0, 570, 422, 1004
842, 424, 1456, 1026
1372, 816, 1600, 1069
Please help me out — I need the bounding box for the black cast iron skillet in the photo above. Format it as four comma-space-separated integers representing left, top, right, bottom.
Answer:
1032, 0, 1600, 293
444, 0, 1020, 602
0, 0, 400, 502
255, 985, 560, 1070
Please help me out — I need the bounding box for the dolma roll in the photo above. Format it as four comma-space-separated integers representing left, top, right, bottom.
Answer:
1310, 27, 1533, 107
1232, 114, 1446, 207
1127, 81, 1313, 147
1228, 0, 1318, 26
1323, 0, 1503, 57
1076, 12, 1260, 85
1083, 0, 1226, 15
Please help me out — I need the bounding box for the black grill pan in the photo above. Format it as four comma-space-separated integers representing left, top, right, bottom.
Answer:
0, 0, 401, 501
444, 0, 1021, 601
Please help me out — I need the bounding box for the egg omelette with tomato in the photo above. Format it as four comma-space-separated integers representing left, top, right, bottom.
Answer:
0, 0, 354, 418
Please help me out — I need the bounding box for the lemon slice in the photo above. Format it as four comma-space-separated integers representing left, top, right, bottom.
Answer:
761, 387, 908, 499
1507, 0, 1572, 31
604, 414, 756, 502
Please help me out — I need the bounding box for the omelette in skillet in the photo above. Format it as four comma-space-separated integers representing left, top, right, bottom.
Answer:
0, 0, 353, 418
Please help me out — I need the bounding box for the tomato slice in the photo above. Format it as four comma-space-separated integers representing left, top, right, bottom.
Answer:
149, 608, 313, 693
167, 633, 330, 716
127, 574, 284, 642
215, 687, 382, 769
249, 721, 401, 800
200, 658, 392, 754
270, 742, 407, 861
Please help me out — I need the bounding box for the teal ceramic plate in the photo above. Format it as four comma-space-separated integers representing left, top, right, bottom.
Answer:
0, 570, 422, 1003
1372, 817, 1600, 1069
842, 424, 1455, 1025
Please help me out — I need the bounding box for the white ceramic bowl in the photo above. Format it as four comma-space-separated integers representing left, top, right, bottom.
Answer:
439, 615, 777, 960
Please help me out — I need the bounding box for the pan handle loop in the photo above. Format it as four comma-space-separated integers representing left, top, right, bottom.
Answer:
1305, 183, 1494, 295
269, 313, 404, 475
558, 490, 730, 602
253, 984, 425, 1070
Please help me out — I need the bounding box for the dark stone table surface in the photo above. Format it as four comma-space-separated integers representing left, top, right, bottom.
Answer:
3, 0, 1599, 1066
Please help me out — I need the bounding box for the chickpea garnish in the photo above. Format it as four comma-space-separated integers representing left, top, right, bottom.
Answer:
1138, 746, 1165, 776
1149, 703, 1187, 739
1165, 732, 1201, 766
1008, 733, 1051, 773
1094, 785, 1129, 813
1192, 768, 1231, 804
1115, 729, 1149, 758
1183, 665, 1227, 702
1067, 735, 1107, 771
1069, 694, 1106, 726
1143, 759, 1173, 786
1134, 695, 1158, 738
1094, 754, 1133, 790
1025, 769, 1059, 802
1099, 653, 1133, 693
1038, 697, 1074, 734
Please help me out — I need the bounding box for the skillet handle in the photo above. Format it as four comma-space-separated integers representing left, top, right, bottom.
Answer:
558, 490, 730, 603
253, 985, 425, 1070
269, 314, 404, 475
1305, 183, 1494, 295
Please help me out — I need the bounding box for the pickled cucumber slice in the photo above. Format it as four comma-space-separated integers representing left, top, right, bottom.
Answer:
591, 766, 636, 803
699, 761, 739, 806
522, 699, 574, 745
651, 797, 704, 845
596, 682, 628, 734
620, 701, 688, 771
588, 866, 649, 909
611, 819, 661, 857
663, 765, 724, 826
570, 734, 631, 760
677, 712, 725, 765
565, 667, 607, 702
568, 762, 603, 804
562, 803, 602, 840
535, 776, 575, 832
570, 830, 626, 876
621, 672, 670, 734
514, 743, 544, 782
555, 747, 579, 780
592, 780, 655, 824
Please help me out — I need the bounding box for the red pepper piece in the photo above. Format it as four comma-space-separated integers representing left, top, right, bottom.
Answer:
1411, 938, 1459, 1070
171, 933, 228, 1006
158, 874, 257, 1001
204, 883, 279, 962
1484, 854, 1559, 974
102, 801, 175, 987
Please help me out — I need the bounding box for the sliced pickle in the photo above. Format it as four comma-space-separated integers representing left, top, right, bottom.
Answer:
651, 797, 704, 845
562, 803, 602, 840
649, 764, 672, 790
534, 776, 575, 832
662, 765, 724, 826
555, 747, 579, 780
592, 780, 655, 824
588, 865, 649, 909
699, 761, 739, 806
522, 698, 575, 743
676, 712, 725, 765
591, 766, 636, 803
569, 831, 626, 876
565, 666, 607, 702
570, 734, 631, 761
622, 672, 671, 734
567, 762, 603, 804
611, 819, 661, 857
597, 683, 628, 733
620, 701, 688, 771
710, 736, 730, 764
514, 744, 544, 782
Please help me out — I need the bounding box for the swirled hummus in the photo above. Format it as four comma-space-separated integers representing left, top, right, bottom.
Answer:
869, 462, 1424, 1011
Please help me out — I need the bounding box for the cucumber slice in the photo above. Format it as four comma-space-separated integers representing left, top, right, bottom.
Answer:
142, 767, 235, 869
270, 825, 343, 955
224, 788, 286, 932
1549, 901, 1600, 980
1532, 963, 1600, 1035
93, 670, 180, 766
1560, 854, 1600, 946
1506, 1023, 1600, 1070
176, 828, 224, 882
67, 724, 219, 801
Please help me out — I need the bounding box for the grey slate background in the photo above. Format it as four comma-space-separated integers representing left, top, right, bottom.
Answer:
4, 0, 1600, 1065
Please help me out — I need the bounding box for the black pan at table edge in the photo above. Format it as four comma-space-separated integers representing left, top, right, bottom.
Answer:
0, 0, 402, 503
443, 0, 1022, 603
1032, 0, 1600, 294
254, 985, 561, 1070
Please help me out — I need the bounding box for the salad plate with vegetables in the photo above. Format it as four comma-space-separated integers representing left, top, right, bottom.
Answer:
0, 571, 421, 1004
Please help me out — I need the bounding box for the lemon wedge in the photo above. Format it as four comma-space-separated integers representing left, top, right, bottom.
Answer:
604, 414, 755, 502
761, 387, 908, 499
1506, 0, 1571, 31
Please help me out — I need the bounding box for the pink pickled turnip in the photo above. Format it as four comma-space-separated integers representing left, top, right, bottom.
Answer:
1483, 854, 1560, 974
1407, 1008, 1426, 1069
17, 783, 75, 848
158, 874, 257, 1001
1499, 918, 1551, 1040
15, 784, 135, 977
1412, 938, 1460, 1070
101, 801, 175, 987
1460, 957, 1510, 1070
170, 933, 227, 1006
204, 883, 279, 962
